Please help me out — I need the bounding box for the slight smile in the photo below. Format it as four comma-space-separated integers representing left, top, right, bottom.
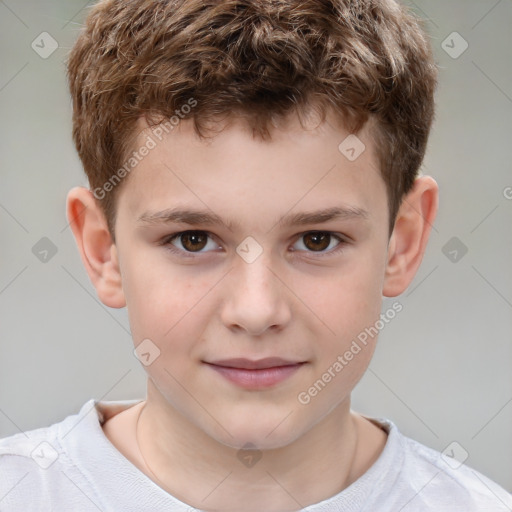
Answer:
203, 358, 307, 390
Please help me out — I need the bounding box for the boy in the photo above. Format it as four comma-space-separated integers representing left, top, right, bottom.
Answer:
1, 0, 511, 510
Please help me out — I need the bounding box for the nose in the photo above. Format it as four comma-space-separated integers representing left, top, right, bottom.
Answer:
220, 254, 292, 336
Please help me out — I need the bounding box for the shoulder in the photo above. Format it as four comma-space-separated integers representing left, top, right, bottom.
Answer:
387, 420, 512, 511
0, 400, 94, 466
0, 400, 101, 510
0, 418, 63, 472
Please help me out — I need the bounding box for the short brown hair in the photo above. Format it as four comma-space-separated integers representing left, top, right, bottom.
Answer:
67, 0, 438, 238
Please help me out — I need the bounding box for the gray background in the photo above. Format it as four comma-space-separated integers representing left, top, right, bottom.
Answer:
1, 0, 511, 494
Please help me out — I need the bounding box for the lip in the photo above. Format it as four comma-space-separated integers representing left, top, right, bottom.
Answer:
204, 358, 306, 390
207, 357, 303, 370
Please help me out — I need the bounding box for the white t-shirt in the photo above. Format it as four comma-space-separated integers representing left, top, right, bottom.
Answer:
0, 399, 511, 511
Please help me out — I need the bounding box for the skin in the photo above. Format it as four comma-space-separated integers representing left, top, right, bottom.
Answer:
67, 108, 438, 511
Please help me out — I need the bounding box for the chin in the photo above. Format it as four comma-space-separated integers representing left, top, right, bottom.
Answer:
204, 415, 305, 451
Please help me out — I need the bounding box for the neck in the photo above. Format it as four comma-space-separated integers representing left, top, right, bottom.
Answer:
132, 379, 383, 512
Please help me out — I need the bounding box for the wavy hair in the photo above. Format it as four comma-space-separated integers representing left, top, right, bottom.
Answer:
67, 0, 438, 237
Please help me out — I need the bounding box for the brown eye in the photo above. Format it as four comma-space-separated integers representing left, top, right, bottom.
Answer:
179, 231, 209, 252
291, 231, 346, 256
162, 230, 220, 257
302, 232, 331, 251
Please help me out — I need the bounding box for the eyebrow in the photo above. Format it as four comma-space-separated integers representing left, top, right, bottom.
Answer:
137, 205, 369, 230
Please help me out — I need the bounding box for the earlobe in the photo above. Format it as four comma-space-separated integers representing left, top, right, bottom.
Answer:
382, 176, 439, 297
66, 187, 126, 308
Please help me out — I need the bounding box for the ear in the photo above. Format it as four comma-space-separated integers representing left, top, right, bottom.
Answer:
66, 187, 126, 308
382, 175, 439, 297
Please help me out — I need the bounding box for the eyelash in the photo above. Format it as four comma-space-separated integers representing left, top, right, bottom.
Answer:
159, 230, 349, 259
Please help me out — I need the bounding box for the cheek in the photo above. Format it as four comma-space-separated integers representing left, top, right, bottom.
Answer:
120, 251, 214, 343
296, 256, 384, 338
294, 269, 383, 412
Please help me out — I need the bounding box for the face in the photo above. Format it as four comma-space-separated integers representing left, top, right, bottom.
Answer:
113, 111, 391, 450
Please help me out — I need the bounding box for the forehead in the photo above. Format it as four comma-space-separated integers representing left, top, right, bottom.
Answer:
116, 111, 387, 232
